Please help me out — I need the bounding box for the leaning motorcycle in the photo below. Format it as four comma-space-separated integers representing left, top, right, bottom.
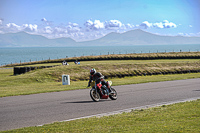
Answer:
90, 80, 117, 102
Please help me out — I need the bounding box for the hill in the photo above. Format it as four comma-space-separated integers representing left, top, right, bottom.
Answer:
0, 30, 200, 47
0, 32, 77, 47
80, 29, 200, 46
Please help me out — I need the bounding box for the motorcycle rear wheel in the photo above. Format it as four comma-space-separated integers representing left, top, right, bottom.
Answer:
90, 89, 100, 102
109, 88, 117, 100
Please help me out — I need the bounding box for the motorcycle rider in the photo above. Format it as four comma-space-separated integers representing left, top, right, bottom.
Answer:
88, 68, 112, 94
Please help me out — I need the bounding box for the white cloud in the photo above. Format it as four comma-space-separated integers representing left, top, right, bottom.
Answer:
84, 20, 104, 30
105, 20, 123, 29
140, 20, 177, 29
37, 26, 53, 34
43, 26, 53, 34
162, 20, 176, 28
39, 22, 83, 39
135, 24, 140, 27
53, 27, 67, 34
5, 23, 21, 32
0, 22, 39, 33
22, 24, 38, 32
178, 32, 200, 37
125, 23, 135, 29
0, 19, 2, 25
0, 19, 192, 42
1, 23, 38, 33
82, 19, 134, 40
189, 25, 193, 28
84, 20, 93, 28
140, 21, 152, 29
93, 20, 104, 30
68, 22, 79, 27
41, 18, 47, 22
67, 22, 81, 33
153, 22, 164, 29
6, 23, 20, 29
178, 33, 184, 36
41, 18, 52, 26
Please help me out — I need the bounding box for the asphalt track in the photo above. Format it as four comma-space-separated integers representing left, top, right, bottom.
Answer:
0, 78, 200, 131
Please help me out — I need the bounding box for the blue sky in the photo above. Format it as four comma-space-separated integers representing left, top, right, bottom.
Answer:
0, 0, 199, 41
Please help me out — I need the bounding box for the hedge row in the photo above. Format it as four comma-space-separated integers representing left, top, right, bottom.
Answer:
103, 69, 200, 79
67, 68, 200, 81
52, 52, 200, 63
13, 65, 59, 75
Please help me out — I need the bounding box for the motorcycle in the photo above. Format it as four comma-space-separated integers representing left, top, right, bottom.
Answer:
90, 80, 117, 102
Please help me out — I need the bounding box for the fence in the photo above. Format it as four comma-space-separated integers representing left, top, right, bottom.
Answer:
1, 49, 200, 67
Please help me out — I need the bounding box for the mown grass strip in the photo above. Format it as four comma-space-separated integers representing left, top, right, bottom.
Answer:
0, 72, 200, 97
2, 99, 200, 133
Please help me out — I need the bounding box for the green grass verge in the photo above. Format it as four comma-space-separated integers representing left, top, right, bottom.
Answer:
8, 59, 200, 82
2, 99, 200, 133
1, 58, 200, 132
0, 71, 200, 97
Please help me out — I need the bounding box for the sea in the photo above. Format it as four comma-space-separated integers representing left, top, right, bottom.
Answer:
0, 44, 200, 66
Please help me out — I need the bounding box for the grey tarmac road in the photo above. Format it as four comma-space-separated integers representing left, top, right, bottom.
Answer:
0, 78, 200, 131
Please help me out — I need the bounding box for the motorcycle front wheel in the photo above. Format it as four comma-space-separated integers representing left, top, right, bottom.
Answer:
109, 88, 117, 100
90, 89, 100, 102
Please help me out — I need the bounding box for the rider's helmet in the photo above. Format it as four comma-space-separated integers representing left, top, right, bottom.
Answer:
90, 68, 96, 75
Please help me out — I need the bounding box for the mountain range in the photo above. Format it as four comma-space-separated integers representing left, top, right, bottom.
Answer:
0, 32, 76, 47
0, 29, 200, 47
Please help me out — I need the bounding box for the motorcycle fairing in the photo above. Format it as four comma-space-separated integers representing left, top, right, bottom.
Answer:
96, 83, 102, 89
101, 94, 109, 99
100, 85, 109, 99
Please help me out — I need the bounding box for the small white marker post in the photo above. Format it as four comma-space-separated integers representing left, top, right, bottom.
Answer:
62, 75, 70, 85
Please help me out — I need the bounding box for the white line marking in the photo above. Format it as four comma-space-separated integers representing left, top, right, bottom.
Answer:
37, 97, 200, 127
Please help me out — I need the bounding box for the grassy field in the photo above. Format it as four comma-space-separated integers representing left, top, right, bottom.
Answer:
1, 54, 200, 132
2, 99, 200, 133
9, 59, 200, 82
0, 59, 200, 97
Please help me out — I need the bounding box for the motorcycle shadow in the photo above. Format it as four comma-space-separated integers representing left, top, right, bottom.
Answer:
61, 100, 108, 104
193, 89, 200, 91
